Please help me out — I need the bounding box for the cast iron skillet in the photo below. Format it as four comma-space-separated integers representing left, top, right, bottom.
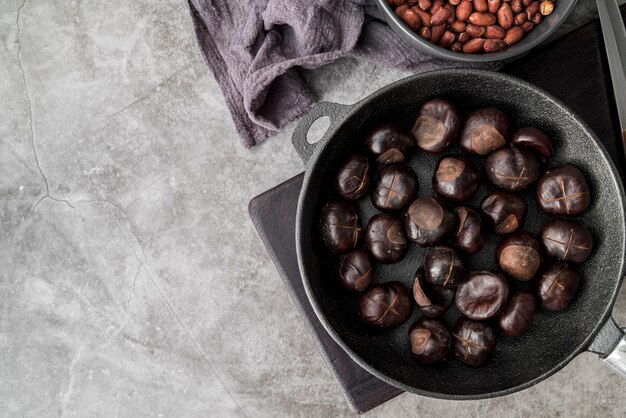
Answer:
292, 69, 626, 399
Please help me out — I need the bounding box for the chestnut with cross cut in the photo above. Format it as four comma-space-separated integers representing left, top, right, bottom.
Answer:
454, 206, 485, 254
481, 191, 527, 234
484, 146, 541, 191
411, 98, 461, 153
432, 155, 480, 202
364, 213, 408, 264
365, 123, 416, 157
339, 249, 373, 292
537, 261, 580, 311
455, 270, 510, 320
498, 290, 537, 336
424, 246, 466, 288
404, 196, 456, 246
413, 267, 455, 317
496, 231, 542, 281
372, 164, 419, 211
460, 108, 511, 155
540, 219, 593, 264
408, 319, 451, 364
334, 154, 370, 201
535, 165, 591, 216
319, 201, 362, 253
511, 127, 553, 162
358, 281, 412, 330
453, 318, 496, 366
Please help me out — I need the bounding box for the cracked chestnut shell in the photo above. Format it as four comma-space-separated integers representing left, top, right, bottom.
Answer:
408, 319, 451, 365
484, 147, 541, 191
412, 267, 455, 318
412, 98, 461, 153
537, 261, 579, 311
481, 191, 527, 234
498, 291, 537, 336
460, 108, 511, 156
404, 197, 456, 247
453, 318, 496, 367
358, 281, 412, 330
540, 219, 593, 264
535, 165, 591, 216
339, 250, 373, 292
496, 232, 542, 281
454, 206, 485, 254
334, 154, 370, 200
511, 127, 553, 162
371, 164, 418, 212
364, 213, 408, 264
424, 246, 466, 289
319, 201, 362, 253
455, 270, 510, 320
432, 155, 480, 202
365, 123, 415, 156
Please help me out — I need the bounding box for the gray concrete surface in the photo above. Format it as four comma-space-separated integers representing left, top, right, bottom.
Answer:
1, 0, 625, 416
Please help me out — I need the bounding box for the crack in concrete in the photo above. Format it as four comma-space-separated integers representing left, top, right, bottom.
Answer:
60, 343, 83, 418
126, 262, 144, 309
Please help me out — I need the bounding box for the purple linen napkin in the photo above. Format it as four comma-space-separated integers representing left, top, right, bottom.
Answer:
188, 0, 494, 148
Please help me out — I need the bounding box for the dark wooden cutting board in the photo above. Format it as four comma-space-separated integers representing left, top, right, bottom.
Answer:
249, 9, 626, 414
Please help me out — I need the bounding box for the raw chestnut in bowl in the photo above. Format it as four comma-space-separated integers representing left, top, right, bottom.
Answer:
484, 146, 541, 191
460, 108, 510, 155
481, 191, 527, 234
334, 154, 370, 200
339, 250, 373, 292
358, 281, 412, 330
496, 231, 542, 281
535, 165, 591, 216
319, 201, 362, 253
404, 196, 456, 247
511, 127, 553, 162
364, 213, 408, 264
424, 246, 466, 288
432, 155, 480, 202
498, 291, 537, 337
412, 98, 461, 153
408, 319, 451, 365
412, 267, 455, 318
371, 164, 418, 211
537, 261, 580, 311
453, 318, 496, 367
365, 123, 415, 157
540, 219, 593, 264
455, 270, 510, 320
454, 206, 485, 254
376, 148, 405, 166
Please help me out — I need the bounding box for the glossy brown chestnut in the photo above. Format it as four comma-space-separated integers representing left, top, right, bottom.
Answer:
460, 108, 511, 155
412, 267, 455, 318
484, 146, 541, 191
498, 291, 537, 336
432, 155, 480, 202
481, 191, 527, 234
537, 261, 579, 311
511, 127, 553, 162
453, 318, 496, 366
376, 148, 405, 166
334, 154, 370, 200
371, 164, 419, 211
455, 270, 510, 320
364, 213, 408, 264
496, 231, 542, 281
404, 196, 456, 247
408, 319, 451, 364
365, 123, 415, 156
535, 165, 591, 216
358, 281, 412, 330
540, 219, 593, 264
339, 250, 373, 292
454, 206, 486, 254
424, 246, 466, 288
319, 201, 362, 253
411, 98, 461, 153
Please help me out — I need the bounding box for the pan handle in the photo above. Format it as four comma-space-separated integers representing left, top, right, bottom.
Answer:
587, 317, 626, 376
291, 102, 351, 165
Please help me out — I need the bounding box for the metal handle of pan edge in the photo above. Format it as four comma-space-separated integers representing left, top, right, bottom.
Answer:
588, 317, 626, 376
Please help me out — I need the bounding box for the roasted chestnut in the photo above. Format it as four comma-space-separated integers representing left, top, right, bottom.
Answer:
339, 250, 373, 292
454, 206, 485, 254
484, 146, 541, 191
537, 261, 579, 311
424, 246, 466, 288
412, 267, 455, 318
404, 197, 456, 247
481, 191, 527, 234
540, 219, 593, 264
453, 318, 496, 367
408, 319, 451, 365
371, 164, 419, 211
358, 281, 412, 330
511, 127, 553, 162
460, 108, 511, 155
365, 123, 415, 156
411, 98, 461, 153
496, 231, 542, 281
335, 154, 370, 200
319, 201, 362, 253
432, 155, 480, 202
364, 213, 408, 264
455, 270, 510, 320
376, 148, 405, 166
498, 291, 537, 336
535, 165, 591, 216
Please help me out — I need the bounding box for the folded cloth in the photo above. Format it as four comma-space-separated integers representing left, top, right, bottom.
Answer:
188, 0, 495, 148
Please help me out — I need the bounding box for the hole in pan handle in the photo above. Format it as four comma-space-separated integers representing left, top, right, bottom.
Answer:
291, 102, 351, 165
587, 316, 626, 376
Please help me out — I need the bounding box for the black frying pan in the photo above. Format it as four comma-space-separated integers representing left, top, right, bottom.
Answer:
292, 70, 626, 399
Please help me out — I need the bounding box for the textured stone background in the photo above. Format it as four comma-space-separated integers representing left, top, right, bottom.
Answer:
1, 0, 626, 416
